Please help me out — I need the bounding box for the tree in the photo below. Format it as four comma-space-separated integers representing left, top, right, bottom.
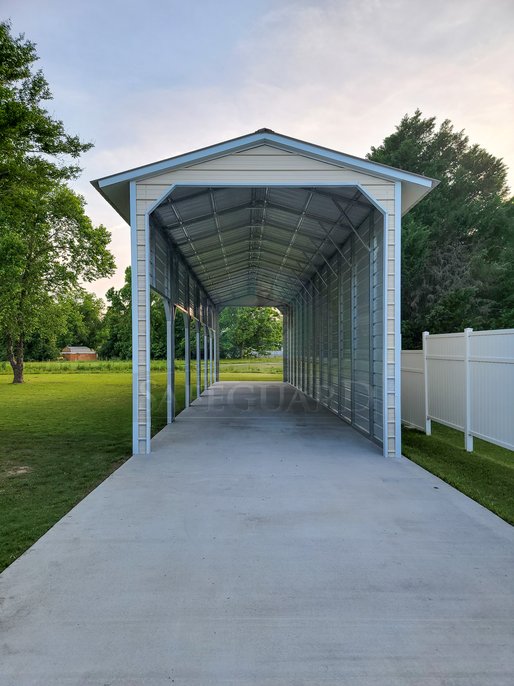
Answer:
57, 291, 105, 350
0, 22, 87, 192
219, 307, 282, 358
98, 267, 174, 360
97, 268, 132, 360
368, 110, 514, 347
4, 291, 106, 362
0, 22, 115, 382
0, 183, 115, 381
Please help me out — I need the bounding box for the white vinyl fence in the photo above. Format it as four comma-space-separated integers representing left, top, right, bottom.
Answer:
401, 328, 514, 451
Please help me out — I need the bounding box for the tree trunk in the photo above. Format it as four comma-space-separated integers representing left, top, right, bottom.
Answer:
7, 335, 24, 384
11, 361, 24, 384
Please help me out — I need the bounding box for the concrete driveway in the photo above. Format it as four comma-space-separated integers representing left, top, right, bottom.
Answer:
1, 382, 514, 685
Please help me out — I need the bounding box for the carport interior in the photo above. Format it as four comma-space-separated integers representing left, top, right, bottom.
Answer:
149, 184, 385, 449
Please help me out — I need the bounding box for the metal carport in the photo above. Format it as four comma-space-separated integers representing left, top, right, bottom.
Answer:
92, 129, 437, 457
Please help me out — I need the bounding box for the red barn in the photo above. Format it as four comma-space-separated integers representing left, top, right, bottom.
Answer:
61, 346, 98, 361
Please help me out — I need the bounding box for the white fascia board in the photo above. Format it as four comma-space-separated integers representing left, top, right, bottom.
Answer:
94, 133, 270, 189
263, 134, 437, 189
92, 131, 438, 192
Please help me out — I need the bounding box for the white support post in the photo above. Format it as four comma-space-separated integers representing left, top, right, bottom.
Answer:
215, 313, 220, 382
422, 330, 431, 436
195, 320, 201, 399
213, 326, 218, 382
165, 301, 175, 424
282, 309, 288, 383
130, 181, 140, 453
204, 326, 209, 389
209, 329, 214, 386
130, 180, 152, 455
394, 182, 402, 458
464, 327, 474, 452
184, 313, 191, 408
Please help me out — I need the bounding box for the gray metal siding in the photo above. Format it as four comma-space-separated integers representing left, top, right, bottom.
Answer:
287, 211, 384, 446
352, 218, 370, 434
371, 210, 384, 442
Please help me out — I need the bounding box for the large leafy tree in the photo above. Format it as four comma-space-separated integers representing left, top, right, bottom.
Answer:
57, 291, 105, 350
0, 22, 115, 381
0, 21, 86, 191
97, 268, 133, 360
219, 307, 282, 358
98, 267, 173, 360
20, 291, 105, 361
368, 110, 514, 348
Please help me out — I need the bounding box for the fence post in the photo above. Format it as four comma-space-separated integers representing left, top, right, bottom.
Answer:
464, 327, 474, 452
422, 331, 431, 436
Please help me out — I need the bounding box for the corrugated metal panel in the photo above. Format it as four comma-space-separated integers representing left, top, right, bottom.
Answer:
283, 209, 385, 446
371, 210, 384, 441
313, 281, 321, 402
154, 185, 377, 308
320, 265, 330, 407
151, 225, 170, 298
298, 301, 304, 389
328, 255, 339, 413
352, 218, 371, 435
177, 262, 187, 309
340, 241, 352, 422
282, 308, 289, 383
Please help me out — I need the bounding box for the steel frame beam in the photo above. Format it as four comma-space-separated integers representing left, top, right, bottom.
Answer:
195, 319, 201, 399
183, 311, 191, 408
203, 325, 209, 390
209, 329, 214, 386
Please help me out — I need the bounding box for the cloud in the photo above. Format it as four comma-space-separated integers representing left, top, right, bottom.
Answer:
9, 0, 512, 296
82, 0, 514, 181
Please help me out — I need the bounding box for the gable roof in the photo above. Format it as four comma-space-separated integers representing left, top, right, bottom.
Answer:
91, 129, 439, 223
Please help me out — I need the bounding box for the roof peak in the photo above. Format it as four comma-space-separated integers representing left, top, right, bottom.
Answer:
91, 129, 438, 222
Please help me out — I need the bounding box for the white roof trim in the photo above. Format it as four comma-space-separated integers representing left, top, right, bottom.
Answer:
92, 130, 438, 191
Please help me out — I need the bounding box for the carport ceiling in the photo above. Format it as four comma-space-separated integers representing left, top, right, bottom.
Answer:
153, 185, 373, 306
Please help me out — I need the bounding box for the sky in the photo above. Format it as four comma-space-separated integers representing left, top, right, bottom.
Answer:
3, 0, 514, 299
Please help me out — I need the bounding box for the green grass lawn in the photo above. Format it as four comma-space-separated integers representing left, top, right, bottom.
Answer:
0, 359, 283, 571
402, 423, 514, 526
0, 357, 284, 376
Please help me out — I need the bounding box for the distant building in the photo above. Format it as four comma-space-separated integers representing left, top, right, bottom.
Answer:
61, 346, 98, 361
